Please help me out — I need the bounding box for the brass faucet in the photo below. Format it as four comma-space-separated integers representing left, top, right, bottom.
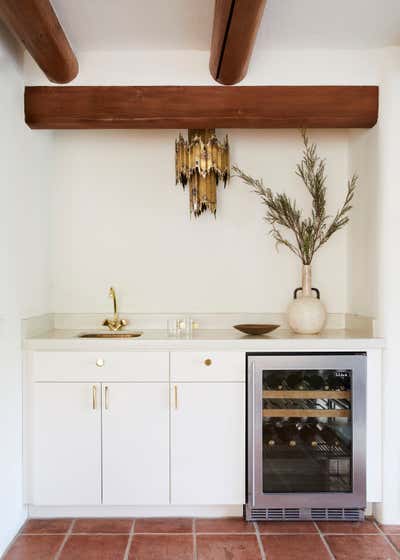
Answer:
102, 287, 128, 331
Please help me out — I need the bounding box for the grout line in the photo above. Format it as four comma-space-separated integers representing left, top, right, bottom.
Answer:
22, 532, 134, 536
192, 518, 196, 559
17, 530, 385, 536
133, 531, 194, 535
20, 533, 70, 536
313, 521, 335, 560
255, 531, 380, 536
374, 520, 400, 558
122, 519, 135, 560
196, 530, 314, 535
53, 519, 75, 560
254, 522, 267, 560
309, 532, 380, 536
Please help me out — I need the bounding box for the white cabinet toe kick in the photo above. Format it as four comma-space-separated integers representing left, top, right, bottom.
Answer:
23, 348, 381, 515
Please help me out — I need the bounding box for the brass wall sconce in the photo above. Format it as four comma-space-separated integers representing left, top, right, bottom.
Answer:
175, 129, 230, 217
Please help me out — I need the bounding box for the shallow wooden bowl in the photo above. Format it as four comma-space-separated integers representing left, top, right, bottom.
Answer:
233, 324, 280, 335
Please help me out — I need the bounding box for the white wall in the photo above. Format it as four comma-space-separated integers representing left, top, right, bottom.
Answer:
0, 27, 52, 555
23, 48, 381, 86
348, 126, 381, 317
347, 48, 400, 524
366, 49, 400, 524
50, 128, 349, 314
24, 47, 382, 316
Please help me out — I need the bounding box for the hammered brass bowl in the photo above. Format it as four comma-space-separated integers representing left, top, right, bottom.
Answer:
233, 324, 279, 336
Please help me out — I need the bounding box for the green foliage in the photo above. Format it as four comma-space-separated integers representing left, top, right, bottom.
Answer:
232, 130, 357, 265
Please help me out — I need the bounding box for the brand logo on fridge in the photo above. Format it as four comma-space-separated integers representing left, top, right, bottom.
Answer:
335, 371, 349, 378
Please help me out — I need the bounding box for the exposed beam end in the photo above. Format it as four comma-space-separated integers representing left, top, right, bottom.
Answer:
210, 0, 267, 85
0, 0, 78, 84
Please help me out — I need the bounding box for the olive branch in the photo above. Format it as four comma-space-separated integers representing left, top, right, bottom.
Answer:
232, 130, 357, 265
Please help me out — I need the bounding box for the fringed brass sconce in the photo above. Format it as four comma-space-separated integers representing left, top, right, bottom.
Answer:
175, 129, 230, 217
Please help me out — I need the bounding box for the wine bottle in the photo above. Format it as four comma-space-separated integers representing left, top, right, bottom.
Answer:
265, 373, 283, 390
275, 421, 297, 447
337, 374, 351, 390
326, 373, 346, 391
263, 424, 277, 447
316, 370, 331, 390
296, 423, 320, 447
285, 372, 305, 390
315, 423, 341, 447
307, 373, 325, 390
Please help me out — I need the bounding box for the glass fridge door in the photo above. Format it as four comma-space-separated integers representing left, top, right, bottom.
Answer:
262, 368, 352, 494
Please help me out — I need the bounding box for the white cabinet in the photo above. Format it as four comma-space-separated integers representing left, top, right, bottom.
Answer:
366, 349, 382, 502
31, 383, 101, 505
102, 383, 169, 505
28, 350, 247, 508
32, 351, 169, 382
171, 382, 245, 505
31, 381, 170, 506
171, 351, 244, 382
29, 350, 171, 507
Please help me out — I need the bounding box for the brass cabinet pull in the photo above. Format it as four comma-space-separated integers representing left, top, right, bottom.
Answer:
92, 385, 97, 410
174, 385, 178, 410
96, 358, 104, 367
204, 358, 212, 367
104, 386, 109, 410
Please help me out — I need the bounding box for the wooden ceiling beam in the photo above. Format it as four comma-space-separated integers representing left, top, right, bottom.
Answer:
209, 0, 267, 85
0, 0, 78, 84
24, 86, 378, 129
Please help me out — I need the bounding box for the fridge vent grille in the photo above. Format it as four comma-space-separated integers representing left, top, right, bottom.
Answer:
249, 508, 300, 521
311, 508, 364, 521
281, 508, 300, 520
248, 507, 363, 521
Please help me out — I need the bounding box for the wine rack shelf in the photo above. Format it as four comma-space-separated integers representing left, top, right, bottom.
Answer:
263, 390, 350, 399
263, 409, 351, 418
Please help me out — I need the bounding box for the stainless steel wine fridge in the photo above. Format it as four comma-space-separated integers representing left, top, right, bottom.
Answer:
246, 353, 366, 522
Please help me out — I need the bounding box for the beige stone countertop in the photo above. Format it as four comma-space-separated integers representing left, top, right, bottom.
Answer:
24, 328, 384, 352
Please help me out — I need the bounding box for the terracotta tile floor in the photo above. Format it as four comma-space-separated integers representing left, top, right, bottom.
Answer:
3, 517, 400, 559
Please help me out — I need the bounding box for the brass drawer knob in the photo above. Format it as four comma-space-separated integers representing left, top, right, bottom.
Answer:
96, 358, 104, 367
204, 358, 212, 367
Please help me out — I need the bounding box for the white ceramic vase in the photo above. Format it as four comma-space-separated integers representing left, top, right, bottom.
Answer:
287, 264, 327, 334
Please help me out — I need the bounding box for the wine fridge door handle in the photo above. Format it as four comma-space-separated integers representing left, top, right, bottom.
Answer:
104, 385, 109, 410
251, 360, 257, 506
92, 385, 97, 410
174, 385, 178, 410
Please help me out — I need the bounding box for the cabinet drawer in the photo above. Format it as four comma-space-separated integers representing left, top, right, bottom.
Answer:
32, 351, 169, 382
171, 351, 245, 382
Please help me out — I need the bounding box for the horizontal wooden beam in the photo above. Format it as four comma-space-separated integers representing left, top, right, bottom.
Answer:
0, 0, 78, 84
25, 86, 378, 129
210, 0, 267, 85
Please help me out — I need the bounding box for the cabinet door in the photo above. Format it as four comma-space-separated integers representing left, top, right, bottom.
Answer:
171, 382, 245, 505
102, 383, 169, 505
31, 383, 101, 505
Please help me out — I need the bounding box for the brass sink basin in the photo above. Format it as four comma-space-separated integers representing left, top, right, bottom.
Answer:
78, 332, 143, 339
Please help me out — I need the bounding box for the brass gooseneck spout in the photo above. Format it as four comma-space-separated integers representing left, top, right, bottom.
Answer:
102, 286, 128, 331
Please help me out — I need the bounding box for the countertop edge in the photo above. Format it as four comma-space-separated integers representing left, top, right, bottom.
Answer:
23, 329, 385, 352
